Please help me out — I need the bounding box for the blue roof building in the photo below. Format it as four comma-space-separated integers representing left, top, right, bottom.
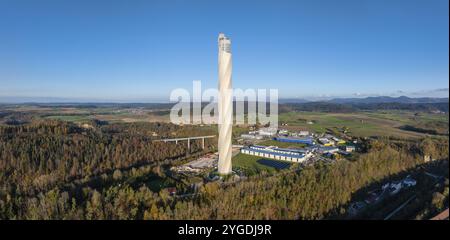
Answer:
240, 145, 312, 163
273, 137, 315, 145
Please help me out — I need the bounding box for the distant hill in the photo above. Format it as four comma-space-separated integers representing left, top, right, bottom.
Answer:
280, 101, 449, 113
278, 98, 310, 104
328, 96, 449, 104
280, 102, 355, 113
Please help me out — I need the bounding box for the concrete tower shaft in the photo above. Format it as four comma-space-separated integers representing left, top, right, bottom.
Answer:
218, 33, 233, 175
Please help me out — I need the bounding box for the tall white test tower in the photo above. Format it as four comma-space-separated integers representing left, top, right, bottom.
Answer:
217, 33, 233, 175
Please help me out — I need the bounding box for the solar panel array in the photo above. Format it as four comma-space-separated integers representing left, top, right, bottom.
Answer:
257, 159, 291, 169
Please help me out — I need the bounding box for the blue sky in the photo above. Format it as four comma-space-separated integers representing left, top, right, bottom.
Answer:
0, 0, 448, 102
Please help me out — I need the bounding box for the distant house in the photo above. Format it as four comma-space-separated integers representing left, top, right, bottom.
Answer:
365, 192, 382, 205
278, 129, 289, 136
345, 145, 356, 152
81, 123, 94, 129
424, 155, 433, 162
383, 182, 403, 196
430, 208, 449, 220
402, 176, 417, 188
166, 187, 177, 196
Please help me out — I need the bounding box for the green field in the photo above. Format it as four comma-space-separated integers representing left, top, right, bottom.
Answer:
278, 111, 449, 139
43, 112, 171, 124
232, 153, 293, 176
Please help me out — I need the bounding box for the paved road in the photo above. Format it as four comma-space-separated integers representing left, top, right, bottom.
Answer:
384, 195, 416, 220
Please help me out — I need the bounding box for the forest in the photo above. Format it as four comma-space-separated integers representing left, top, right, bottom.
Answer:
0, 120, 448, 220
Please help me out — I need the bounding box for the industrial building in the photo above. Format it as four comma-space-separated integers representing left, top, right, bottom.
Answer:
241, 134, 263, 140
318, 137, 333, 146
332, 137, 346, 145
240, 145, 312, 163
273, 136, 315, 145
298, 131, 310, 136
278, 129, 289, 136
317, 146, 340, 154
258, 127, 278, 136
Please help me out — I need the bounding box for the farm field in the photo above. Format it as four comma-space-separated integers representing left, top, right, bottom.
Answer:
1, 104, 448, 140
278, 111, 448, 139
0, 105, 172, 125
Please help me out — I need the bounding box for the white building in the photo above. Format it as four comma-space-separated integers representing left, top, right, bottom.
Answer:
241, 134, 263, 140
318, 146, 339, 154
383, 182, 403, 196
345, 145, 356, 152
402, 178, 416, 187
402, 176, 417, 187
258, 127, 277, 136
298, 131, 309, 136
278, 129, 289, 135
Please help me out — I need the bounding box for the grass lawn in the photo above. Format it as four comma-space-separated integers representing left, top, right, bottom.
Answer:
232, 153, 293, 176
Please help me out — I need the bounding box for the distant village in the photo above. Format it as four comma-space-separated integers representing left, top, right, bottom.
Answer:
238, 126, 357, 164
